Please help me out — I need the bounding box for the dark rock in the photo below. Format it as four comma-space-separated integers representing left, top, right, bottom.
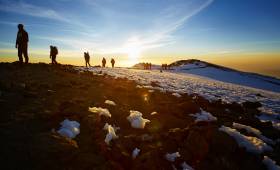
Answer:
242, 101, 262, 109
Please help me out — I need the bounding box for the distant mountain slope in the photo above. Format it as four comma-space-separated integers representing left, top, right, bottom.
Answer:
169, 59, 280, 93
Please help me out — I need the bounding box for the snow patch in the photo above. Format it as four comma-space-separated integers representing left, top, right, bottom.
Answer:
88, 107, 111, 118
190, 109, 217, 122
57, 119, 80, 139
219, 126, 273, 154
181, 162, 194, 170
172, 93, 181, 97
263, 156, 280, 170
132, 148, 140, 159
233, 122, 274, 145
165, 152, 180, 162
257, 109, 280, 130
76, 66, 280, 129
127, 110, 150, 129
103, 123, 118, 145
151, 111, 158, 115
105, 100, 116, 106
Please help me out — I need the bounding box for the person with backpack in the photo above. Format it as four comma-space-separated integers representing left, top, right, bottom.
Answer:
111, 58, 115, 68
84, 52, 91, 67
102, 57, 106, 67
16, 24, 29, 64
50, 46, 58, 64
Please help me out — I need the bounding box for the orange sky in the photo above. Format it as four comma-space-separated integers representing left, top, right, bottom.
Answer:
1, 52, 280, 78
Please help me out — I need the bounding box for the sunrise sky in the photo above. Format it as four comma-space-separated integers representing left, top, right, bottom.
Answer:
0, 0, 280, 77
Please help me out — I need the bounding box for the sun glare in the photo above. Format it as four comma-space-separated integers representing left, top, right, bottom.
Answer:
122, 37, 143, 66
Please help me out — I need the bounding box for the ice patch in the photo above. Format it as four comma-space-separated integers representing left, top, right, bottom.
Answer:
165, 152, 180, 162
233, 122, 275, 145
219, 125, 273, 154
88, 107, 111, 118
127, 110, 150, 129
181, 162, 194, 170
263, 156, 280, 170
132, 148, 140, 159
105, 100, 116, 106
190, 109, 217, 122
103, 123, 118, 145
57, 119, 80, 139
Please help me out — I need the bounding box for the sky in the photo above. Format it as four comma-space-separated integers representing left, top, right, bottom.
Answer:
0, 0, 280, 77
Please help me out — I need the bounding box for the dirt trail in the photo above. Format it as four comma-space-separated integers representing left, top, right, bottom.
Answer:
0, 63, 279, 170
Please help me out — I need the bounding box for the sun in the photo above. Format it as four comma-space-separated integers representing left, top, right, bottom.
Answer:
122, 36, 143, 66
125, 46, 141, 65
127, 47, 140, 59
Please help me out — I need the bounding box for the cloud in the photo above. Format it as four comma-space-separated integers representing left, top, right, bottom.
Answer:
87, 0, 215, 54
0, 0, 69, 22
1, 0, 214, 57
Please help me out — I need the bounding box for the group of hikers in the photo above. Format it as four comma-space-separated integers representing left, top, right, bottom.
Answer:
143, 63, 152, 70
15, 24, 169, 70
84, 52, 115, 68
161, 64, 171, 70
16, 24, 116, 68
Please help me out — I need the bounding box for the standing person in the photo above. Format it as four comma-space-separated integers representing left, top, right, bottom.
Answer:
50, 46, 58, 64
84, 52, 91, 67
15, 24, 29, 64
111, 58, 115, 68
102, 57, 106, 67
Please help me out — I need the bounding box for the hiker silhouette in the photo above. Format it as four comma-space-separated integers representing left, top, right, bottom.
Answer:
16, 24, 29, 64
50, 46, 58, 64
84, 52, 91, 67
111, 58, 115, 68
102, 57, 106, 67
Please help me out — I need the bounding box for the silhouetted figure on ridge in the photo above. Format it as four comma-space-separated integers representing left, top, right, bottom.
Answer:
50, 46, 58, 64
162, 64, 168, 70
144, 62, 149, 70
16, 24, 29, 64
102, 57, 106, 67
84, 52, 91, 67
111, 58, 115, 68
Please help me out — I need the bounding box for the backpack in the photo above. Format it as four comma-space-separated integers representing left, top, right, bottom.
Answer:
53, 46, 58, 55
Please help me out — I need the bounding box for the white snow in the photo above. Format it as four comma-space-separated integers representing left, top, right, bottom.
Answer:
57, 119, 80, 139
151, 111, 158, 115
165, 152, 181, 162
172, 93, 182, 97
76, 67, 280, 130
263, 156, 280, 170
88, 107, 111, 118
233, 122, 274, 145
172, 64, 280, 93
105, 100, 116, 106
127, 110, 150, 129
132, 148, 140, 159
190, 109, 217, 122
219, 125, 273, 154
257, 107, 280, 130
181, 162, 194, 170
103, 123, 118, 145
136, 85, 143, 88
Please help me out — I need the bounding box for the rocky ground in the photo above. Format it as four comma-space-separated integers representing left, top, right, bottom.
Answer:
0, 62, 279, 170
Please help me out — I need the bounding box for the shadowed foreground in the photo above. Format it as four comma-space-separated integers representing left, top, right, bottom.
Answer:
0, 63, 279, 170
